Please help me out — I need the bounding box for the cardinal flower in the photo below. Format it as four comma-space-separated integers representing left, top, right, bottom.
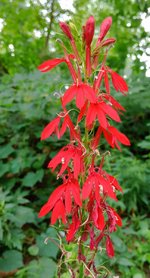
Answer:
41, 111, 80, 141
82, 166, 118, 201
48, 144, 84, 178
38, 173, 82, 224
62, 83, 97, 109
92, 125, 130, 150
86, 100, 121, 129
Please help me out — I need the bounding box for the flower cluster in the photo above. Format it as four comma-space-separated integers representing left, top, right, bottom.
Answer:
38, 15, 130, 273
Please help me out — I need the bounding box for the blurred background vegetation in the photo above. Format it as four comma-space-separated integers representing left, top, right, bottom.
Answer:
0, 0, 150, 277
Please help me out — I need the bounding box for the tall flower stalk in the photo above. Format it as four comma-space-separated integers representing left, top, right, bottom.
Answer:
38, 16, 130, 277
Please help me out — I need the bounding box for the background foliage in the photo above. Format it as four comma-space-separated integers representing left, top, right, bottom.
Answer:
0, 0, 150, 277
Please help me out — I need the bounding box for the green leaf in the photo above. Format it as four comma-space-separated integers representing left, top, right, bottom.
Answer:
22, 170, 44, 187
28, 245, 39, 256
36, 228, 59, 259
27, 258, 56, 278
0, 162, 9, 177
11, 206, 36, 227
118, 257, 134, 266
0, 144, 14, 159
0, 250, 23, 272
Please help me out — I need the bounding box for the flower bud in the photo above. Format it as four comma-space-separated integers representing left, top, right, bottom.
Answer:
84, 16, 95, 46
59, 22, 73, 41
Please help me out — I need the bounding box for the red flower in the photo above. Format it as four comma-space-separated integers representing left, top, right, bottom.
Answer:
62, 83, 97, 109
38, 174, 82, 224
86, 101, 121, 129
92, 125, 130, 150
48, 144, 84, 178
41, 112, 80, 141
82, 166, 118, 201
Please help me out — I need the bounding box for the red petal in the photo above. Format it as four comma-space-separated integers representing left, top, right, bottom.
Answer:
86, 103, 97, 127
51, 199, 66, 224
77, 101, 88, 123
100, 102, 121, 122
110, 70, 128, 94
41, 117, 60, 140
38, 184, 65, 217
98, 17, 112, 42
38, 58, 65, 72
82, 84, 97, 103
82, 178, 93, 200
70, 181, 82, 207
106, 236, 114, 258
62, 85, 76, 107
65, 187, 72, 214
97, 107, 108, 129
104, 70, 110, 94
104, 95, 125, 111
109, 126, 130, 145
101, 38, 116, 47
91, 126, 102, 149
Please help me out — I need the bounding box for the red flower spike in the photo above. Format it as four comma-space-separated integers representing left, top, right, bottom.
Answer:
98, 17, 112, 43
62, 83, 97, 109
106, 236, 114, 258
38, 15, 130, 263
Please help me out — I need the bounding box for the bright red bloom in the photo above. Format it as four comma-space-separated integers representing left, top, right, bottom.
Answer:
92, 125, 130, 150
82, 166, 119, 201
62, 83, 97, 109
38, 174, 82, 224
86, 101, 121, 129
41, 112, 80, 141
48, 144, 84, 178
